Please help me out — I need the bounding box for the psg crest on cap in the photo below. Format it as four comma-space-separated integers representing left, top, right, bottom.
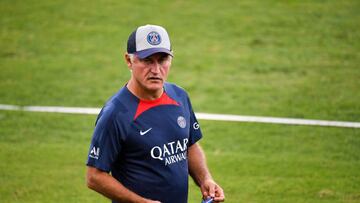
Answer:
147, 31, 161, 45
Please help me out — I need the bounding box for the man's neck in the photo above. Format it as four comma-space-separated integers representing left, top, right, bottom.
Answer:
126, 80, 163, 101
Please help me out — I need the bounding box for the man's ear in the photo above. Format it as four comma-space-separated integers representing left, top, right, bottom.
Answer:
124, 53, 132, 68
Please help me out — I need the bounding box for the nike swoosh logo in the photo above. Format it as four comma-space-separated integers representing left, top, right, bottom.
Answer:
140, 128, 152, 136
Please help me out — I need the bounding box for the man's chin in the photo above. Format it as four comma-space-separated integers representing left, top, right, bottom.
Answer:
145, 82, 164, 92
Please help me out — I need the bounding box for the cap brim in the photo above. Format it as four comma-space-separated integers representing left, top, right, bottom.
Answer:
136, 48, 173, 59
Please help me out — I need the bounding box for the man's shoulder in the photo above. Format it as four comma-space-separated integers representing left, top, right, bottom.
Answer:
164, 82, 189, 98
96, 87, 136, 125
104, 88, 130, 113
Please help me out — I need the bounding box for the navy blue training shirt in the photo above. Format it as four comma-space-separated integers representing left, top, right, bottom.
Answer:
86, 82, 202, 203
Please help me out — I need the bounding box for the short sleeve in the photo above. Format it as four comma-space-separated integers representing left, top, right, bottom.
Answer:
187, 96, 202, 146
86, 107, 122, 172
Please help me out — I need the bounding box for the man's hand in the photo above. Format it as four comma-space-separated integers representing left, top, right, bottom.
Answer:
200, 179, 225, 202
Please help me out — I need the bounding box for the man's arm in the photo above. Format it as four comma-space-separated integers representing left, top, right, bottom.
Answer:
188, 143, 225, 202
86, 166, 160, 203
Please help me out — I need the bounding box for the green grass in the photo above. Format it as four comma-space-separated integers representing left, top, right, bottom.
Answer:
1, 0, 360, 202
0, 112, 359, 202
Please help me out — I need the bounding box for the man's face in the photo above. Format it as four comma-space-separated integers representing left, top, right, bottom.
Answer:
128, 52, 172, 93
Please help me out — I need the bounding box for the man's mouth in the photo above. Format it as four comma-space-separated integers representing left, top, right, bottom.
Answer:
148, 77, 162, 81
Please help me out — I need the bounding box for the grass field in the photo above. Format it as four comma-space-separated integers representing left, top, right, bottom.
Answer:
1, 0, 360, 202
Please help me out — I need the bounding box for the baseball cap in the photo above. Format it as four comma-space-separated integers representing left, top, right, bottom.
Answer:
127, 24, 173, 59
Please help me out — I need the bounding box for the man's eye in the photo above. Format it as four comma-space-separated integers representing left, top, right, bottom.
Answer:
142, 58, 152, 63
159, 57, 169, 63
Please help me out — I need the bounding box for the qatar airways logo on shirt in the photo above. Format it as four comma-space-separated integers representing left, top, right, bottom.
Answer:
150, 138, 189, 166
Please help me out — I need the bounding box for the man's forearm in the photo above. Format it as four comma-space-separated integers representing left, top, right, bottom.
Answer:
188, 143, 225, 202
188, 143, 213, 185
86, 167, 148, 203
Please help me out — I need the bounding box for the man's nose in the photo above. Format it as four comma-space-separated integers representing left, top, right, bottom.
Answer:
150, 61, 161, 73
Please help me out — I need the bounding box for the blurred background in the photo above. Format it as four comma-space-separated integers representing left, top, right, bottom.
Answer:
0, 0, 359, 202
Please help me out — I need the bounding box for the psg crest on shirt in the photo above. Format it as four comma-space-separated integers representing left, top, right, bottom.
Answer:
147, 31, 161, 45
177, 116, 186, 128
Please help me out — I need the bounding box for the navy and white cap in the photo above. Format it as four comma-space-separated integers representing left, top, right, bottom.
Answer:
127, 24, 173, 59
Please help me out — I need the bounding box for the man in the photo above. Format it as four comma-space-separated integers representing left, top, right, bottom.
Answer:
86, 24, 225, 203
